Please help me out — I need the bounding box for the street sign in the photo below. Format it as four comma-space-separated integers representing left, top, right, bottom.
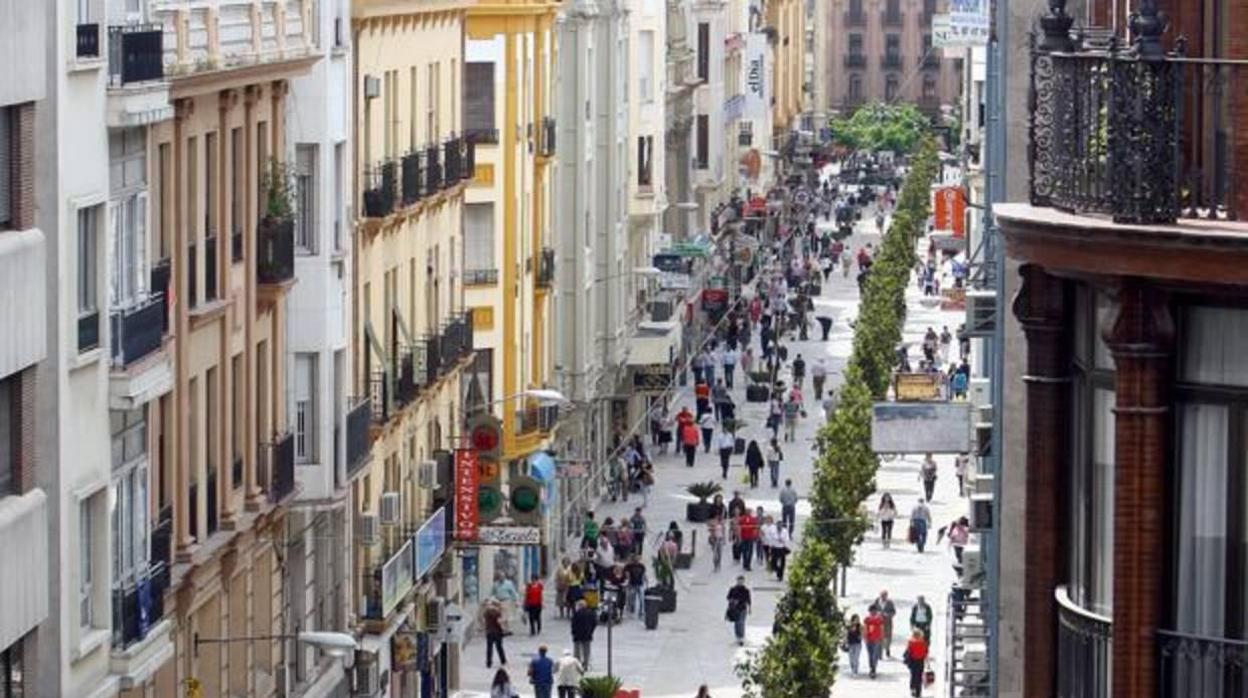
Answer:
453, 450, 480, 541
477, 526, 542, 546
632, 363, 673, 393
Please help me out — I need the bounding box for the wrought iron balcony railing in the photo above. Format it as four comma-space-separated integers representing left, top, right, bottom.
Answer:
882, 9, 903, 26
537, 247, 556, 288
345, 396, 372, 479
423, 144, 443, 196
882, 54, 903, 69
267, 431, 296, 504
1055, 586, 1111, 698
844, 54, 867, 69
1158, 628, 1248, 697
363, 161, 397, 218
1029, 8, 1244, 223
110, 562, 169, 650
401, 151, 422, 206
107, 25, 164, 87
77, 23, 100, 59
110, 294, 165, 368
464, 268, 499, 286
843, 10, 866, 27
256, 220, 294, 284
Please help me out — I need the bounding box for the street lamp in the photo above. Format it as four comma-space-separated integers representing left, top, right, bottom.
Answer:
194, 630, 359, 658
591, 266, 663, 284
483, 388, 569, 407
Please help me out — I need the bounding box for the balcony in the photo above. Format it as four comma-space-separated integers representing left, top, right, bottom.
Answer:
420, 145, 441, 197
424, 335, 443, 387
256, 219, 295, 285
443, 136, 461, 182
465, 128, 499, 145
148, 0, 316, 80
464, 268, 499, 286
882, 54, 903, 70
187, 243, 198, 308
363, 161, 397, 218
369, 369, 392, 425
440, 313, 474, 365
1158, 629, 1248, 697
882, 9, 903, 26
77, 23, 100, 59
107, 25, 164, 87
537, 248, 556, 288
922, 53, 941, 70
1028, 26, 1245, 224
843, 11, 866, 27
395, 347, 419, 405
110, 562, 170, 650
517, 404, 560, 434
266, 431, 296, 504
110, 295, 166, 368
401, 152, 422, 206
539, 117, 557, 158
345, 397, 372, 480
844, 53, 867, 69
1055, 586, 1111, 698
204, 236, 218, 300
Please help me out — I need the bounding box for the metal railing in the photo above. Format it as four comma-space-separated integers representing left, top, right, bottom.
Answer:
401, 151, 422, 206
463, 268, 499, 285
107, 25, 163, 87
1056, 586, 1112, 698
256, 220, 294, 284
110, 561, 169, 650
1158, 628, 1248, 697
363, 162, 397, 218
268, 431, 296, 504
465, 128, 499, 145
537, 247, 556, 288
423, 144, 443, 196
923, 53, 941, 69
369, 369, 392, 425
444, 136, 465, 182
345, 396, 372, 479
844, 54, 866, 69
77, 23, 100, 59
540, 117, 557, 157
187, 242, 198, 308
110, 294, 165, 367
1029, 9, 1243, 223
843, 10, 866, 27
882, 54, 903, 69
440, 313, 474, 363
882, 8, 903, 26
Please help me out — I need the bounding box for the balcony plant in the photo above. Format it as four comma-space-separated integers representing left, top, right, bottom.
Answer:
258, 158, 296, 281
685, 481, 722, 523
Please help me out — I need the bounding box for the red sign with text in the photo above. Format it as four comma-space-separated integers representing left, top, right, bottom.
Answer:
933, 186, 966, 238
454, 449, 480, 541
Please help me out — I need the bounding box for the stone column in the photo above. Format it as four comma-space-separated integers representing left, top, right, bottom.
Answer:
1104, 282, 1173, 698
1011, 263, 1071, 698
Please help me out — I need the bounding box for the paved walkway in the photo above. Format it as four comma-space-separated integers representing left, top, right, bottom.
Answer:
455, 190, 966, 698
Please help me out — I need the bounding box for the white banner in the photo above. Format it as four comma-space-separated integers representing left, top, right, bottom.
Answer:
946, 0, 990, 46
743, 33, 769, 120
477, 526, 542, 546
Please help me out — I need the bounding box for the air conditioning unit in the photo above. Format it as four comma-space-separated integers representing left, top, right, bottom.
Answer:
418, 460, 438, 489
353, 650, 380, 696
963, 645, 989, 673
379, 492, 401, 525
965, 289, 997, 336
363, 75, 380, 99
971, 472, 994, 496
358, 514, 379, 544
960, 546, 985, 588
426, 597, 445, 631
649, 300, 673, 322
968, 377, 990, 408
969, 492, 994, 531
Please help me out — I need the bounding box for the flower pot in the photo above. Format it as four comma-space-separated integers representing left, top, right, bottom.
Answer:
646, 585, 678, 613
686, 501, 710, 523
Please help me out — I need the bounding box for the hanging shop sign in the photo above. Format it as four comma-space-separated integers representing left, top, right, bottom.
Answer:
743, 33, 770, 120
392, 629, 419, 672
632, 363, 674, 393
381, 539, 415, 618
415, 507, 447, 579
453, 450, 480, 541
933, 186, 967, 237
476, 526, 542, 546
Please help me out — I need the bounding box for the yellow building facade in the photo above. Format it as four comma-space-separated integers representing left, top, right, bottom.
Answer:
351, 1, 474, 693
768, 0, 806, 132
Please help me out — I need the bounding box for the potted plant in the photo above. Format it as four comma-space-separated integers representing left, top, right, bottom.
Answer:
257, 158, 296, 280
648, 555, 678, 613
579, 675, 623, 698
685, 481, 722, 523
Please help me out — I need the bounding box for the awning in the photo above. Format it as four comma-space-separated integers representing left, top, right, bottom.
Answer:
624, 321, 683, 366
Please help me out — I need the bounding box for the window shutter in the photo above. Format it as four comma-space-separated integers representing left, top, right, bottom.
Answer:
464, 63, 495, 133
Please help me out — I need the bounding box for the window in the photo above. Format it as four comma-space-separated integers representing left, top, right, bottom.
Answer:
885, 76, 899, 101
738, 121, 753, 146
0, 640, 25, 697
383, 70, 397, 159
294, 354, 317, 463
885, 0, 900, 16
697, 23, 710, 81
639, 31, 655, 102
295, 144, 317, 253
157, 142, 170, 259
110, 409, 149, 590
849, 0, 863, 14
465, 63, 495, 137
231, 128, 243, 252
78, 206, 101, 352
256, 122, 268, 222
695, 115, 709, 169
0, 376, 14, 497
849, 34, 863, 55
0, 109, 11, 229
467, 348, 494, 408
232, 354, 243, 486
849, 74, 863, 100
109, 129, 148, 309
409, 66, 419, 149
333, 142, 344, 252
464, 203, 496, 274
886, 34, 900, 59
205, 132, 217, 238
637, 136, 653, 187
80, 498, 94, 627
923, 33, 934, 58
427, 62, 440, 141
923, 77, 937, 101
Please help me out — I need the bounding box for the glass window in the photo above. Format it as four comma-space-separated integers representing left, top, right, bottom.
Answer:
78, 206, 99, 315
1093, 293, 1115, 370
0, 108, 10, 229
295, 144, 317, 253
0, 377, 12, 497
110, 409, 149, 588
1175, 402, 1229, 635
465, 63, 495, 136
639, 31, 655, 103
0, 639, 24, 697
80, 499, 93, 627
1182, 306, 1248, 387
1089, 389, 1115, 613
294, 353, 317, 462
464, 203, 495, 272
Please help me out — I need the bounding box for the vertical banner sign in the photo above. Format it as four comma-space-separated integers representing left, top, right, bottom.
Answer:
454, 449, 480, 541
743, 33, 769, 120
933, 186, 967, 238
948, 0, 989, 46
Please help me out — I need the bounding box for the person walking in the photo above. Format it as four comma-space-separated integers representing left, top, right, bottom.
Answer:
699, 411, 717, 454
629, 508, 648, 556
771, 521, 792, 581
712, 379, 733, 421
555, 557, 575, 618
844, 614, 864, 675
910, 595, 934, 641
681, 420, 699, 468
811, 358, 828, 400
490, 669, 516, 698
523, 574, 545, 635
722, 346, 739, 388
791, 354, 806, 392
696, 686, 712, 698
954, 452, 970, 496
779, 479, 798, 534
920, 453, 938, 502
766, 438, 784, 488
528, 646, 556, 698
878, 493, 898, 549
910, 498, 932, 553
904, 630, 930, 697
726, 576, 752, 646
945, 516, 970, 563
875, 590, 898, 658
708, 512, 726, 572
717, 427, 737, 479
483, 599, 508, 669
570, 600, 597, 670
782, 394, 802, 443
555, 649, 584, 698
744, 439, 764, 488
864, 605, 885, 678
737, 508, 759, 571
625, 555, 647, 618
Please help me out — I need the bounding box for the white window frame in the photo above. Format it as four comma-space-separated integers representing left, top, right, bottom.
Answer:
78, 205, 101, 318
639, 31, 655, 103
294, 353, 317, 463
463, 203, 496, 273
80, 498, 94, 628
109, 128, 150, 311
110, 409, 149, 588
295, 144, 318, 254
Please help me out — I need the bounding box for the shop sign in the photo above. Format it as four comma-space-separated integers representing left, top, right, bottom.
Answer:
477, 526, 542, 546
632, 363, 673, 393
392, 629, 419, 672
894, 372, 944, 402
743, 33, 769, 119
415, 507, 447, 579
381, 539, 415, 618
659, 271, 691, 290
702, 288, 730, 314
453, 449, 480, 541
653, 253, 686, 273
941, 287, 967, 311
933, 186, 966, 237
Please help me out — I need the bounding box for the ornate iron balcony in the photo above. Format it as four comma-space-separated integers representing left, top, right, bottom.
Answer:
1055, 587, 1111, 698
345, 396, 372, 479
1158, 629, 1248, 697
107, 25, 163, 87
256, 220, 294, 284
844, 54, 867, 69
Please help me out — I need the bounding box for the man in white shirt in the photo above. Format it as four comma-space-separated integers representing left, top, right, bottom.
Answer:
759, 517, 779, 574
722, 347, 739, 388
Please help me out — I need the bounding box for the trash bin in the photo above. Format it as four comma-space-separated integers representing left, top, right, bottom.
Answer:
644, 595, 662, 630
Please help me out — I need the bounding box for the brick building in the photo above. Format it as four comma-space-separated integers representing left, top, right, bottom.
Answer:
994, 1, 1248, 697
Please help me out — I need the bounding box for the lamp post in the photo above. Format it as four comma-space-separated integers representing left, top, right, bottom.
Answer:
193, 630, 358, 657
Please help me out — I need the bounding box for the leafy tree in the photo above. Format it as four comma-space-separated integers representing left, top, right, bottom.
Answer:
830, 103, 932, 153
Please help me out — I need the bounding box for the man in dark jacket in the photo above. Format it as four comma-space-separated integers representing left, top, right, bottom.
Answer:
483, 599, 507, 668
726, 577, 752, 645
570, 600, 598, 670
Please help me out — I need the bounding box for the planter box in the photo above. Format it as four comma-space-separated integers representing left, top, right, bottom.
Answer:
646, 585, 678, 613
686, 501, 710, 523
673, 552, 694, 570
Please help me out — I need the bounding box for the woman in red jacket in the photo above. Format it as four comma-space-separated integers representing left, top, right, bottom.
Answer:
523, 575, 545, 636
681, 421, 700, 467
903, 629, 929, 696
